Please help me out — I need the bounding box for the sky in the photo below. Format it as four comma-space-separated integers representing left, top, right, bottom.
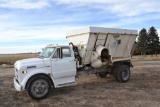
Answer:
0, 0, 160, 54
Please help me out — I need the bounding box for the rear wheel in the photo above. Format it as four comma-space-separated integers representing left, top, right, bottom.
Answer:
27, 75, 51, 100
115, 65, 130, 83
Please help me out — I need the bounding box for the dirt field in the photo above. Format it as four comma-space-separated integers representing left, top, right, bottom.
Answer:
0, 57, 160, 107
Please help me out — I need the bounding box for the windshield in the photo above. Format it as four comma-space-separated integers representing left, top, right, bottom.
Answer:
39, 47, 56, 58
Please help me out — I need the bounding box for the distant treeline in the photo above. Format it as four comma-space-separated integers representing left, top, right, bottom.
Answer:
134, 26, 160, 56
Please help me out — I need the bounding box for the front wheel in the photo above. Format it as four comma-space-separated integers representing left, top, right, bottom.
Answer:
115, 65, 130, 83
27, 75, 51, 100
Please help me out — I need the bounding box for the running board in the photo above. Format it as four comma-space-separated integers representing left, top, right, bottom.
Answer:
57, 82, 77, 88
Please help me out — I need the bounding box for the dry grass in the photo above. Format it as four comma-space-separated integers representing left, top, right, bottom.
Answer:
0, 53, 38, 65
132, 54, 160, 61
0, 53, 160, 66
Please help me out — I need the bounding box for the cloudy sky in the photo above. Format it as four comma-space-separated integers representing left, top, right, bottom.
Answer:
0, 0, 160, 54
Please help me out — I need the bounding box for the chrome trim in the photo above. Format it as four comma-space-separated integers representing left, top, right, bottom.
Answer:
27, 66, 36, 69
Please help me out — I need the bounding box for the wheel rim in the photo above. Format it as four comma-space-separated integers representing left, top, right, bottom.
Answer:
31, 79, 49, 98
34, 82, 46, 94
121, 68, 129, 81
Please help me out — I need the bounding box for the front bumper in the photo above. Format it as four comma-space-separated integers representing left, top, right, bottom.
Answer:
14, 77, 22, 92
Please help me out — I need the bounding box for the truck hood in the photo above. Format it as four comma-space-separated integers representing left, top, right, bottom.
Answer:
15, 58, 47, 70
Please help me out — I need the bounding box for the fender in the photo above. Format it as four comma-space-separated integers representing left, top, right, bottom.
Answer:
20, 67, 55, 90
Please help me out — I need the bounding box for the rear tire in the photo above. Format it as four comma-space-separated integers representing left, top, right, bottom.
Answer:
27, 75, 51, 100
115, 65, 130, 83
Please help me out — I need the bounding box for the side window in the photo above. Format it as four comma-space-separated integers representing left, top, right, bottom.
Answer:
52, 48, 60, 58
62, 48, 71, 58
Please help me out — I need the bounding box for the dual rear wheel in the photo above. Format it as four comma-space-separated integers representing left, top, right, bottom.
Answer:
114, 65, 130, 83
98, 65, 130, 83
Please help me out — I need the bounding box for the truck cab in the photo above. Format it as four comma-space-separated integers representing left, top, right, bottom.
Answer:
14, 45, 77, 100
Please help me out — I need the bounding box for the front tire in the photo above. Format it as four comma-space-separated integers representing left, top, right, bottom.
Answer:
115, 65, 130, 83
27, 75, 51, 100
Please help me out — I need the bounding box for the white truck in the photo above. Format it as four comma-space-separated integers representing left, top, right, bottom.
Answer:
14, 27, 138, 100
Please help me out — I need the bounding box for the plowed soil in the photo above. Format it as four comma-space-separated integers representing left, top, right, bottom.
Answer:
0, 60, 160, 107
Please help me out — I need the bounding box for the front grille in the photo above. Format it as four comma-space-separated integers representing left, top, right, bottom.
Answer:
15, 73, 18, 79
14, 68, 18, 79
15, 78, 20, 84
15, 68, 18, 73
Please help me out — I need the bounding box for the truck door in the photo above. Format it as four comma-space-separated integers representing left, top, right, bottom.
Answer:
51, 47, 76, 86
